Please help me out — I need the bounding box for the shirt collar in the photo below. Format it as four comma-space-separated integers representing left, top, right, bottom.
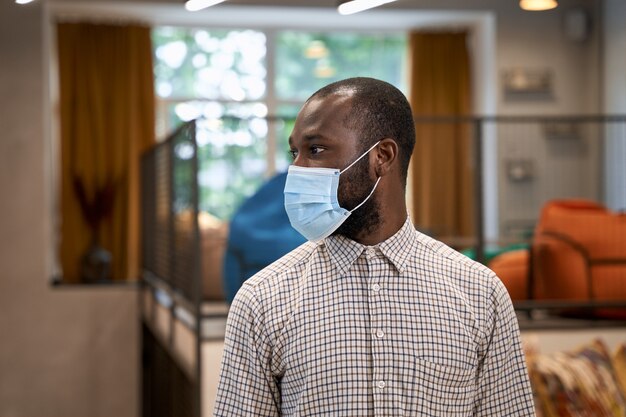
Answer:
378, 217, 415, 274
322, 216, 416, 276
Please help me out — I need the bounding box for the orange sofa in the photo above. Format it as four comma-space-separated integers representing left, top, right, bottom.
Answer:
489, 249, 530, 300
489, 200, 626, 305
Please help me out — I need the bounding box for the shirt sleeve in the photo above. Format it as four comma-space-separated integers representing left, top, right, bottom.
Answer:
214, 284, 280, 417
474, 278, 536, 416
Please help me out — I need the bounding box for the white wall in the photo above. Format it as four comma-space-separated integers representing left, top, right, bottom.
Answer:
0, 3, 139, 417
494, 1, 604, 239
603, 0, 626, 211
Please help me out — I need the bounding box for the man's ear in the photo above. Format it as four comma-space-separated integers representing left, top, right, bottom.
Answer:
373, 138, 398, 177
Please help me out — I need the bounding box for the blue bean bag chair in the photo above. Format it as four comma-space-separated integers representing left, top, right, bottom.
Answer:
223, 172, 306, 303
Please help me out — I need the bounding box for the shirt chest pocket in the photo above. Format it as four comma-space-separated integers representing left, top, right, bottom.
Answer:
404, 357, 476, 416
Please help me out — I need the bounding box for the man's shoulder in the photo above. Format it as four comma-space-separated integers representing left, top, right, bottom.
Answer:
240, 240, 319, 296
410, 231, 513, 341
412, 230, 501, 298
229, 241, 320, 333
415, 231, 494, 276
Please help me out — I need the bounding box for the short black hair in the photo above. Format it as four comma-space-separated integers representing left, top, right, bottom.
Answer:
309, 77, 415, 185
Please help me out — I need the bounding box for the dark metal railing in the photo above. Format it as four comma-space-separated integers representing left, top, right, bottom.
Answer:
140, 114, 626, 416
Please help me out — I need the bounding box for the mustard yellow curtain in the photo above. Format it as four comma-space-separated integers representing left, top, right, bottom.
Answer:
58, 22, 155, 282
408, 31, 474, 239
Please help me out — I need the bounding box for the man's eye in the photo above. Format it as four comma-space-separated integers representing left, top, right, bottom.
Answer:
310, 146, 325, 155
288, 149, 298, 160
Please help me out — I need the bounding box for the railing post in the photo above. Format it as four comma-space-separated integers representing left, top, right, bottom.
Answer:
190, 120, 203, 417
474, 118, 485, 265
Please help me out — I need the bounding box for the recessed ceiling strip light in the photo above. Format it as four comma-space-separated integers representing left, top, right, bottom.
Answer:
185, 0, 228, 12
337, 0, 398, 16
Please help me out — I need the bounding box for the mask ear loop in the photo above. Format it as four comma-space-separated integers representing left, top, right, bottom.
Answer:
340, 140, 381, 174
340, 140, 382, 213
350, 176, 381, 213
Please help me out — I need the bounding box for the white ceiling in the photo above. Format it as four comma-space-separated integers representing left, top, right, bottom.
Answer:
49, 0, 491, 30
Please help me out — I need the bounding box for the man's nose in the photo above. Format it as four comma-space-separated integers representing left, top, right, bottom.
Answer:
292, 154, 309, 168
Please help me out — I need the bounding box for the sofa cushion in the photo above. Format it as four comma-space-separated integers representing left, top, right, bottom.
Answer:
527, 339, 626, 417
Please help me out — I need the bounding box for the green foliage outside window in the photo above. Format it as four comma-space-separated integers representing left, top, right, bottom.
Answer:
275, 31, 406, 101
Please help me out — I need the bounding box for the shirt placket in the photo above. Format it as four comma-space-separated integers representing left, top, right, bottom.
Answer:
365, 247, 389, 415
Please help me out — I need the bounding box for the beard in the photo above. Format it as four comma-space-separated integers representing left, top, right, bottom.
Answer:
333, 156, 382, 241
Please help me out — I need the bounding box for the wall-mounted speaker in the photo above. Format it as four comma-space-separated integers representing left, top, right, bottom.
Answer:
564, 8, 590, 42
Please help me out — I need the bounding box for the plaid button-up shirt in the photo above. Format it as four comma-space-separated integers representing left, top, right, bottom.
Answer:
215, 217, 535, 416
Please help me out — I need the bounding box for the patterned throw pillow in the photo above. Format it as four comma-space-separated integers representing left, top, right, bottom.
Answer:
613, 344, 626, 403
527, 339, 626, 417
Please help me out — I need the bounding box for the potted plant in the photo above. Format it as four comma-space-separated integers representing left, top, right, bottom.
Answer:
73, 175, 117, 283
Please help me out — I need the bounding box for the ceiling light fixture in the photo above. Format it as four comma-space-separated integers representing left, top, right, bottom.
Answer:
337, 0, 398, 16
15, 0, 36, 4
185, 0, 227, 12
304, 40, 330, 59
519, 0, 558, 11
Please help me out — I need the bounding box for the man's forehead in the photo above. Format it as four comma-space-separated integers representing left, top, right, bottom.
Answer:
307, 88, 356, 107
299, 91, 354, 124
289, 91, 358, 147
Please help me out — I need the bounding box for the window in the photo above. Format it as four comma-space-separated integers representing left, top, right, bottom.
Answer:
153, 27, 407, 220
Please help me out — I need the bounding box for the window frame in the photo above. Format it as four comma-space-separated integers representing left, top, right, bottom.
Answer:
153, 27, 409, 181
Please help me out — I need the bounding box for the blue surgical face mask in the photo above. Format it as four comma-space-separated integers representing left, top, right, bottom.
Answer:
284, 141, 381, 242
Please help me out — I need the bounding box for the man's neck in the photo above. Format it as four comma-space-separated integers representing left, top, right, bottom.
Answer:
351, 211, 408, 246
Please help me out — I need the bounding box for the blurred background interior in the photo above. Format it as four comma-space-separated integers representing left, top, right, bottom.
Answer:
1, 0, 626, 416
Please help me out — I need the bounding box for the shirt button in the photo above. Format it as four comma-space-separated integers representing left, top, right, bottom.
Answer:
377, 381, 386, 389
372, 283, 381, 292
366, 247, 376, 256
376, 329, 385, 338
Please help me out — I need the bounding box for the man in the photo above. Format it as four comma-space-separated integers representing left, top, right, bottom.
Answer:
215, 77, 535, 416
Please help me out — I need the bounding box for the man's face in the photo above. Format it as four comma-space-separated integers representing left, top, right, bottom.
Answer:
288, 92, 381, 240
